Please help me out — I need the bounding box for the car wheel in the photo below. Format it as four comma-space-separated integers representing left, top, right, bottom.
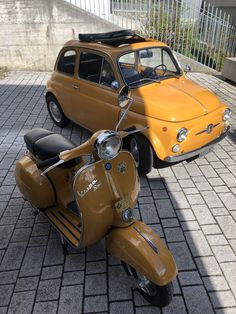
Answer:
129, 134, 153, 176
46, 95, 69, 127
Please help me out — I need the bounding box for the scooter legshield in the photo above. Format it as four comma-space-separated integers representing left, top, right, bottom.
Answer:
106, 220, 177, 286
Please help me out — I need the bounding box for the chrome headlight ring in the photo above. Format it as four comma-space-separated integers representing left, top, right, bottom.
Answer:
95, 131, 122, 160
223, 108, 231, 121
177, 127, 188, 142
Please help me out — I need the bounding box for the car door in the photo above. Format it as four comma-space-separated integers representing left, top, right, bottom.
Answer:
70, 50, 120, 132
52, 48, 78, 118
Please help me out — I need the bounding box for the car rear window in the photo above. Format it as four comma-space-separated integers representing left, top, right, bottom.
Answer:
57, 50, 76, 76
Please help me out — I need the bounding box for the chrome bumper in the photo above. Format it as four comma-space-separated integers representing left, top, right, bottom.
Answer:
164, 127, 229, 163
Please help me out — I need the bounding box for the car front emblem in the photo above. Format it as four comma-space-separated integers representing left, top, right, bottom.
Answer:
206, 123, 214, 134
118, 162, 127, 174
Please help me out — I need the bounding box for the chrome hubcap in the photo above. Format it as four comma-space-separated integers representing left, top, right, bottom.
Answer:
137, 274, 157, 296
49, 101, 62, 123
130, 138, 139, 167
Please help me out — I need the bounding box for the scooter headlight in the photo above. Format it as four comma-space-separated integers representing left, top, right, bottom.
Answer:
223, 108, 231, 121
95, 131, 122, 160
177, 127, 188, 142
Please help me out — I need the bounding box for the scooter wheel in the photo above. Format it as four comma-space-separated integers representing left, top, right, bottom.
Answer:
137, 280, 173, 307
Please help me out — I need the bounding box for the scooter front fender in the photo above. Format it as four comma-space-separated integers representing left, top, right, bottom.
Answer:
106, 221, 177, 286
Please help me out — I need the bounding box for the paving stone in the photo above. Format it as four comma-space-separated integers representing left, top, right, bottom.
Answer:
163, 295, 187, 313
20, 246, 46, 277
162, 218, 179, 228
62, 271, 84, 286
0, 242, 27, 271
10, 227, 32, 242
84, 295, 108, 313
32, 223, 51, 236
176, 209, 195, 221
186, 194, 205, 206
139, 203, 159, 224
185, 230, 212, 257
136, 306, 161, 314
155, 199, 176, 218
218, 192, 236, 210
199, 165, 218, 178
212, 245, 236, 262
28, 236, 48, 247
8, 291, 35, 314
219, 173, 236, 187
0, 285, 14, 306
41, 265, 63, 280
33, 301, 58, 314
110, 301, 134, 314
43, 238, 64, 266
183, 286, 214, 314
207, 234, 228, 246
15, 276, 39, 292
85, 273, 107, 296
109, 266, 132, 300
216, 216, 236, 239
201, 224, 222, 235
148, 179, 164, 189
86, 260, 106, 274
216, 308, 236, 314
210, 290, 236, 308
0, 225, 15, 249
181, 221, 200, 231
0, 270, 18, 285
203, 276, 229, 291
15, 218, 34, 228
164, 227, 185, 242
0, 307, 7, 314
195, 256, 222, 276
170, 191, 189, 209
195, 181, 212, 191
192, 204, 216, 225
152, 189, 168, 199
220, 262, 236, 296
87, 239, 106, 261
64, 254, 85, 272
168, 242, 195, 271
36, 279, 61, 302
58, 285, 83, 314
178, 271, 202, 286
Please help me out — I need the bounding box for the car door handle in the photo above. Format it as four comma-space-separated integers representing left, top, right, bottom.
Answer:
72, 84, 79, 89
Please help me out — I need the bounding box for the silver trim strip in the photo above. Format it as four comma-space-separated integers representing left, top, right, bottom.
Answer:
133, 226, 159, 254
165, 127, 229, 163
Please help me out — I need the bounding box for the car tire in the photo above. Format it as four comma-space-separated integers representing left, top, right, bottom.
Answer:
46, 95, 69, 127
129, 133, 153, 176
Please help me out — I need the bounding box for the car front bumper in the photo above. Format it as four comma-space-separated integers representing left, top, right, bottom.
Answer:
164, 126, 230, 163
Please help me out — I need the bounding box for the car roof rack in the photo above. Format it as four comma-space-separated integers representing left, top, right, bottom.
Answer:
78, 29, 147, 47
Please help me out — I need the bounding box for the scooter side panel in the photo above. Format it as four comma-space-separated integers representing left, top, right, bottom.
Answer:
73, 151, 139, 247
106, 220, 177, 286
15, 156, 55, 208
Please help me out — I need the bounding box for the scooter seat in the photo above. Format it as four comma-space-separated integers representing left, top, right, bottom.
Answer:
24, 128, 79, 167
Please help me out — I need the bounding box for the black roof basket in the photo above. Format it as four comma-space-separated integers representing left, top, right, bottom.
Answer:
78, 29, 147, 47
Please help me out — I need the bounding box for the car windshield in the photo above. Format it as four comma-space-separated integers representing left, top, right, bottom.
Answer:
118, 47, 182, 88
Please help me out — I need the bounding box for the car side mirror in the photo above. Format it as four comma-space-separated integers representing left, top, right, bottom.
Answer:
184, 65, 191, 73
118, 86, 131, 108
111, 80, 120, 90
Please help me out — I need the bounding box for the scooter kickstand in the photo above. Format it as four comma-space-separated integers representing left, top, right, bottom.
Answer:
60, 234, 68, 256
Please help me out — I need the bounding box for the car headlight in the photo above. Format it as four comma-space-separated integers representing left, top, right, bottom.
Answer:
177, 128, 188, 142
95, 131, 122, 160
223, 108, 231, 121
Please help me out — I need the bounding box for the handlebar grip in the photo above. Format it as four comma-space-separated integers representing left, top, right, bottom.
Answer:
37, 156, 60, 169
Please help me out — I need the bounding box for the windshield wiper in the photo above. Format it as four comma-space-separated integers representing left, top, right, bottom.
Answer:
128, 77, 160, 86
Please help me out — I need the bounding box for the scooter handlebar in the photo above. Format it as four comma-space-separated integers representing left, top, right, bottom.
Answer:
37, 156, 60, 169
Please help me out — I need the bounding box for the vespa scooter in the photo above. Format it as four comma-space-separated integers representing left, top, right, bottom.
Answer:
15, 86, 177, 307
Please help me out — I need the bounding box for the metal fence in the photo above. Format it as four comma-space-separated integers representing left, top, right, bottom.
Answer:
65, 0, 236, 71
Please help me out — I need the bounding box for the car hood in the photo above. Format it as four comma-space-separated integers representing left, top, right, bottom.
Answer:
131, 77, 222, 122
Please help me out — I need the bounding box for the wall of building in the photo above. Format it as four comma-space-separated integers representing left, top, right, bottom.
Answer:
0, 0, 120, 70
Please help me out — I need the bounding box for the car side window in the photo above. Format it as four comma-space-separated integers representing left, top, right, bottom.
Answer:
57, 50, 76, 76
78, 52, 115, 86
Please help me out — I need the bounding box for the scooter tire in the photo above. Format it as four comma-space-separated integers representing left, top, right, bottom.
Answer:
137, 281, 173, 307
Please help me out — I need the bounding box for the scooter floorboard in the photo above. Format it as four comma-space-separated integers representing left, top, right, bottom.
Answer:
45, 207, 81, 247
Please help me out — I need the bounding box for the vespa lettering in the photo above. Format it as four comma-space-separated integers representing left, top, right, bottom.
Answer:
78, 179, 102, 198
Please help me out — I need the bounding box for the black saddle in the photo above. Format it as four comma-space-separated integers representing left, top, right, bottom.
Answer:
24, 128, 80, 168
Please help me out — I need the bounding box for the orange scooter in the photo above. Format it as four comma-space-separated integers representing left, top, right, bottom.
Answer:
15, 87, 177, 307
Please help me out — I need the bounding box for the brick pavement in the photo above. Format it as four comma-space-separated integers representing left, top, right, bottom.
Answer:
0, 71, 236, 313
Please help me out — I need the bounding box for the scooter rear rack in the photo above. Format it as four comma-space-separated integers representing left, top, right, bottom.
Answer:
45, 206, 81, 247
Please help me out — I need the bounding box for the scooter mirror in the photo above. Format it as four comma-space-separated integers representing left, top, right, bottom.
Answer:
118, 86, 131, 108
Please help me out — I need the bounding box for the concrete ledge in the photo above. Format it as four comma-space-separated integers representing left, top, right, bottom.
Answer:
222, 57, 236, 83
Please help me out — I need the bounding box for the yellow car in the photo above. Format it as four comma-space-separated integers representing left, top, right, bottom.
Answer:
46, 30, 231, 175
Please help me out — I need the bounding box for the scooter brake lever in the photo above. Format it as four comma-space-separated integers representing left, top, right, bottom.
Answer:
41, 159, 65, 176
